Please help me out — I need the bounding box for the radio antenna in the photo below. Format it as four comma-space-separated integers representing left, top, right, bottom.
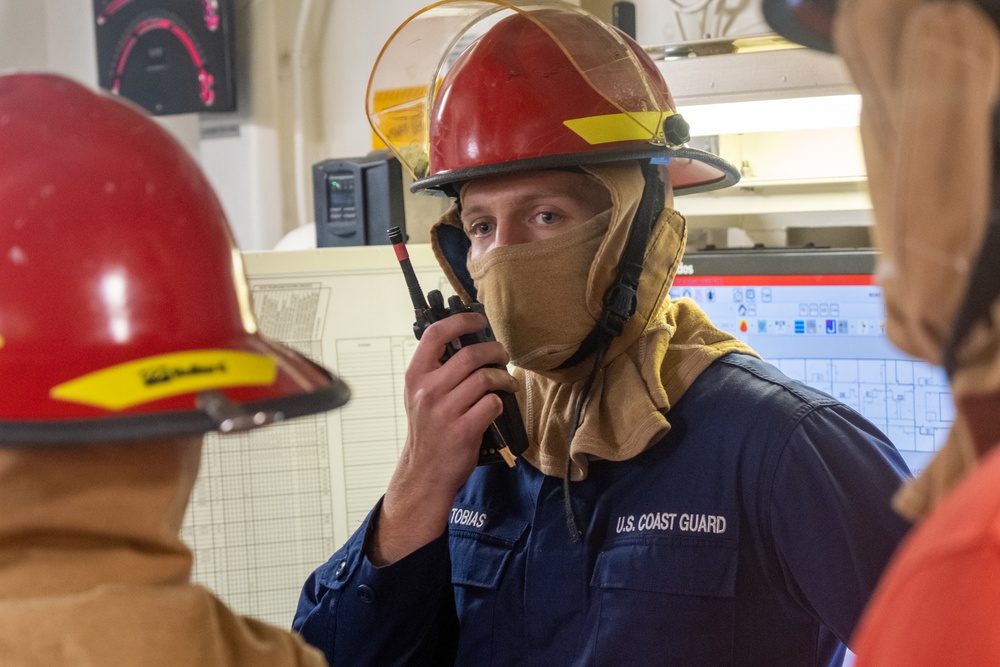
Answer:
388, 226, 429, 313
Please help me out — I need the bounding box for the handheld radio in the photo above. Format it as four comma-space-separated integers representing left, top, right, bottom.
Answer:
388, 227, 528, 467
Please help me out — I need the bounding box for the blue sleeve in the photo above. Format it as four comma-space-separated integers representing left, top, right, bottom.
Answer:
768, 403, 913, 645
293, 499, 459, 666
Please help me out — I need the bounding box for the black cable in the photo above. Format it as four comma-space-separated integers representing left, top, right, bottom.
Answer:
562, 343, 609, 543
559, 162, 665, 542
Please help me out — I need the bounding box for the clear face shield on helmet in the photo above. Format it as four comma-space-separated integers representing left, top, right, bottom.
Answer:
366, 0, 684, 188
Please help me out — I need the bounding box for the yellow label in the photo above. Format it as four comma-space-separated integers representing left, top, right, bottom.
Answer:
0, 335, 4, 350
370, 85, 428, 151
50, 350, 278, 411
371, 107, 426, 151
563, 111, 670, 145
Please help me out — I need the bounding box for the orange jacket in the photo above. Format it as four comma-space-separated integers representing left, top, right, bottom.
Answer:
852, 444, 1000, 665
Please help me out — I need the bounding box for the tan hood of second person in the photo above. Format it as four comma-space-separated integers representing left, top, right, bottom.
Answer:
835, 0, 1000, 520
0, 439, 326, 667
432, 162, 757, 480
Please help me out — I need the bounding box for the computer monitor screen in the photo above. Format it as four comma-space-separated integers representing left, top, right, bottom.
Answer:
671, 248, 952, 477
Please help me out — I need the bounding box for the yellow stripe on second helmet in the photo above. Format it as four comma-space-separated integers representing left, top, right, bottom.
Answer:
50, 350, 278, 411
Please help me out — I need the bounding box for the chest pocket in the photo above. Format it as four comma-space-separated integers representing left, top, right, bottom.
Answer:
592, 536, 738, 666
448, 513, 528, 665
448, 512, 527, 588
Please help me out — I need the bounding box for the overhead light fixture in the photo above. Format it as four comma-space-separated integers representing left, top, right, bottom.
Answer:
680, 94, 862, 137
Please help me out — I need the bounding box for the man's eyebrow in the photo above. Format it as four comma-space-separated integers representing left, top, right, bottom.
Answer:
460, 193, 575, 218
459, 203, 489, 219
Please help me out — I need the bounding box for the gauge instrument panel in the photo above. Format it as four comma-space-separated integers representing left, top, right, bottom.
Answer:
93, 0, 236, 115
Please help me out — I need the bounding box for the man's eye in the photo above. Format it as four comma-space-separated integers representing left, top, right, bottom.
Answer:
467, 221, 493, 237
536, 211, 557, 225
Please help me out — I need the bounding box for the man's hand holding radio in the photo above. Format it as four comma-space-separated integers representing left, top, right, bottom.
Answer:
367, 312, 518, 566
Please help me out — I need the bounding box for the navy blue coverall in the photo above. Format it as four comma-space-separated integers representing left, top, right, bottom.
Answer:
296, 354, 912, 666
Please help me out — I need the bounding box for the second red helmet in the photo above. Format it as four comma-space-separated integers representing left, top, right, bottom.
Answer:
0, 73, 350, 445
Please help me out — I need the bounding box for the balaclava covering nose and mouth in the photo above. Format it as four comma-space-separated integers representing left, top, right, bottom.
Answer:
432, 161, 757, 481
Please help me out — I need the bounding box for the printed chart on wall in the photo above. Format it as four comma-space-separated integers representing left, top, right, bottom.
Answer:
180, 244, 449, 626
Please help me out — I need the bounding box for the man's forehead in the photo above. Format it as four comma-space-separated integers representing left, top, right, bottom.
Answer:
461, 169, 601, 206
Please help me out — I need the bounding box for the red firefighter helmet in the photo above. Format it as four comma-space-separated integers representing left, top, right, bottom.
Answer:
368, 1, 739, 195
0, 73, 349, 445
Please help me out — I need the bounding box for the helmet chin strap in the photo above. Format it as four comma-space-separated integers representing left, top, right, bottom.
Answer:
943, 213, 1000, 379
943, 106, 1000, 380
554, 162, 665, 371
561, 162, 665, 543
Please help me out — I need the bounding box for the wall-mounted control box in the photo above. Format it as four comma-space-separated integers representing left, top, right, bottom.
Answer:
312, 152, 406, 247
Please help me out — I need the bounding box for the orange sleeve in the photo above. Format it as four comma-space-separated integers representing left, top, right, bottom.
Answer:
852, 542, 1000, 666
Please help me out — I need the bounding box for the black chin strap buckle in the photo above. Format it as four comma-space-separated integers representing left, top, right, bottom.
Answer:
599, 277, 638, 337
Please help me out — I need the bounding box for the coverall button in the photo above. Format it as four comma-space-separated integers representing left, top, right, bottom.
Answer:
334, 560, 347, 580
357, 584, 376, 604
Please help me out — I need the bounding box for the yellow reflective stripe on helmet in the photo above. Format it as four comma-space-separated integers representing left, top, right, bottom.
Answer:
563, 110, 671, 145
50, 350, 278, 411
